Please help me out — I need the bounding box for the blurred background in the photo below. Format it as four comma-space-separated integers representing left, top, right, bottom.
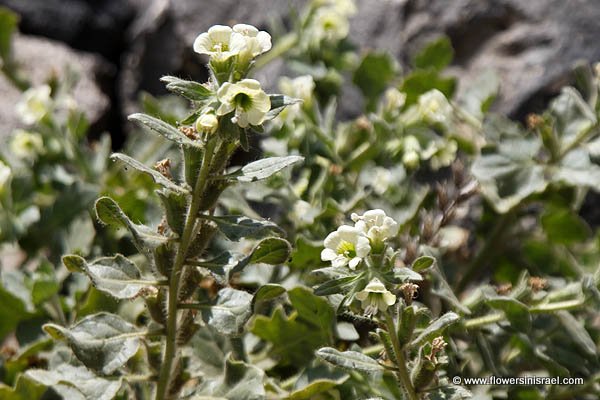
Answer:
1, 0, 600, 147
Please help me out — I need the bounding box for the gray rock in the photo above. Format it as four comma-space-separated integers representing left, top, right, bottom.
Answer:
0, 34, 111, 137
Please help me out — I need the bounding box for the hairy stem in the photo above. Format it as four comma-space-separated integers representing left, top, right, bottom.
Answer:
384, 312, 419, 400
155, 139, 217, 400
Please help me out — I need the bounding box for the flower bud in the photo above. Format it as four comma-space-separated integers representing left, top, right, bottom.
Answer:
195, 110, 219, 134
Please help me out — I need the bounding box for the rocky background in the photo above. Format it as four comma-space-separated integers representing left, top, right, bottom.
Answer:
1, 0, 600, 146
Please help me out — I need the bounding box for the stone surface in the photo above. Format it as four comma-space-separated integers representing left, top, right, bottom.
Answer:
0, 34, 112, 137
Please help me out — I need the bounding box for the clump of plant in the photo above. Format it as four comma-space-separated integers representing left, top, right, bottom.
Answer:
17, 23, 306, 400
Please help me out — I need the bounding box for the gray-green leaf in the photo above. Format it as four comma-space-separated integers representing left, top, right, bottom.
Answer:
95, 197, 168, 255
206, 215, 285, 241
410, 312, 460, 347
62, 254, 155, 299
128, 113, 202, 147
316, 347, 383, 376
43, 313, 141, 375
202, 288, 253, 336
235, 156, 304, 182
111, 153, 188, 193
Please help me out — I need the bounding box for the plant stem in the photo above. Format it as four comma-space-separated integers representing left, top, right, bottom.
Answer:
384, 312, 419, 400
155, 139, 217, 400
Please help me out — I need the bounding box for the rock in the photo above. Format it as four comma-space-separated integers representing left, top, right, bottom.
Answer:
350, 0, 600, 118
0, 34, 112, 137
0, 0, 135, 60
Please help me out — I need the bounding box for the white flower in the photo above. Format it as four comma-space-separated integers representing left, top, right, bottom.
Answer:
421, 140, 458, 170
402, 135, 421, 168
351, 209, 399, 244
216, 79, 270, 128
321, 225, 371, 270
382, 87, 406, 112
10, 129, 44, 160
311, 8, 350, 42
277, 75, 315, 124
359, 166, 392, 195
0, 160, 11, 194
312, 0, 357, 16
232, 24, 272, 59
193, 25, 241, 61
195, 109, 219, 134
418, 89, 453, 125
16, 85, 52, 125
292, 200, 320, 226
355, 278, 396, 315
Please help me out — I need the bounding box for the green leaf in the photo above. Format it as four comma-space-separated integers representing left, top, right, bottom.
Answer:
43, 313, 141, 375
410, 312, 460, 347
556, 311, 597, 358
111, 153, 188, 193
314, 276, 358, 296
542, 207, 590, 244
234, 156, 304, 182
266, 94, 302, 119
157, 189, 188, 236
315, 348, 384, 376
201, 288, 253, 336
288, 287, 335, 337
26, 364, 122, 400
250, 306, 329, 366
472, 136, 547, 213
0, 282, 29, 341
486, 296, 531, 332
459, 69, 499, 119
95, 197, 168, 255
549, 87, 597, 151
412, 256, 436, 272
353, 52, 397, 109
288, 365, 348, 400
413, 36, 454, 71
30, 262, 59, 306
128, 113, 202, 147
193, 356, 265, 400
251, 284, 286, 311
0, 374, 46, 400
249, 237, 291, 265
401, 69, 456, 106
391, 267, 424, 282
161, 76, 213, 101
428, 385, 472, 400
206, 215, 285, 241
62, 254, 155, 299
185, 325, 232, 378
553, 148, 600, 188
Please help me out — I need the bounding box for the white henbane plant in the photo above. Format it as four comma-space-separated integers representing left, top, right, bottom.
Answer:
28, 24, 302, 400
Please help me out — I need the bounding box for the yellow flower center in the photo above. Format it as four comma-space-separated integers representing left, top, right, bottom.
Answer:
336, 241, 356, 258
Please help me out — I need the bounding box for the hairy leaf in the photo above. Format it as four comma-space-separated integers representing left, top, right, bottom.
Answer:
111, 153, 188, 193
206, 215, 285, 241
161, 76, 213, 101
43, 313, 141, 375
410, 312, 460, 347
63, 254, 154, 299
235, 156, 304, 182
201, 288, 253, 336
128, 113, 202, 147
316, 348, 383, 376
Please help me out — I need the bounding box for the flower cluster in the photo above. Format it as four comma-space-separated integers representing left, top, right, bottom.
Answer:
192, 24, 275, 130
320, 209, 401, 315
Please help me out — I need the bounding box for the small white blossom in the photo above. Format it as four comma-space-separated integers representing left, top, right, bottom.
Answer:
193, 25, 241, 61
232, 24, 272, 59
277, 75, 315, 124
0, 160, 11, 194
292, 200, 320, 226
311, 8, 350, 42
402, 135, 421, 168
421, 140, 458, 170
10, 129, 44, 161
312, 0, 357, 16
16, 85, 52, 125
355, 278, 396, 315
359, 166, 392, 195
382, 87, 406, 112
418, 89, 453, 125
216, 79, 271, 128
195, 109, 219, 134
321, 225, 371, 270
351, 209, 399, 244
